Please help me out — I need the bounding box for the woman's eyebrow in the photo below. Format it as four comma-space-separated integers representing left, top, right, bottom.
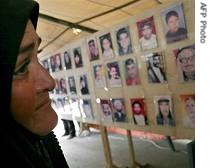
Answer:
19, 36, 41, 54
19, 42, 35, 54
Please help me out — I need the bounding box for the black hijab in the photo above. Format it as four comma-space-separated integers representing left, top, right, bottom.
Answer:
0, 0, 69, 167
0, 0, 39, 122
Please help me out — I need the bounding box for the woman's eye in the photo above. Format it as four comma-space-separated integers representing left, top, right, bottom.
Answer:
13, 60, 30, 77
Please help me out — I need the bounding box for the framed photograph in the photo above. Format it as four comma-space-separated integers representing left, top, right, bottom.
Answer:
130, 98, 148, 125
111, 98, 127, 122
136, 16, 158, 51
54, 78, 60, 94
59, 77, 67, 94
115, 26, 133, 56
73, 47, 83, 68
50, 55, 55, 73
93, 64, 106, 88
79, 74, 89, 95
154, 95, 175, 126
106, 61, 122, 87
173, 44, 195, 82
145, 52, 167, 84
180, 94, 195, 128
68, 76, 77, 95
100, 99, 113, 121
80, 99, 94, 119
124, 57, 140, 86
63, 50, 72, 70
41, 59, 50, 72
54, 53, 62, 72
99, 33, 114, 60
161, 3, 187, 43
87, 37, 100, 61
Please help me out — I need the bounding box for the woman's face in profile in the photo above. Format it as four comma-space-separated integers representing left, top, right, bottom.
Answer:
11, 20, 57, 136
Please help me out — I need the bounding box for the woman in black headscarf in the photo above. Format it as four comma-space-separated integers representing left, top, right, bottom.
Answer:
0, 0, 69, 167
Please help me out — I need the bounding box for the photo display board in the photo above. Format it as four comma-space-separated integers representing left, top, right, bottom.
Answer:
40, 0, 195, 139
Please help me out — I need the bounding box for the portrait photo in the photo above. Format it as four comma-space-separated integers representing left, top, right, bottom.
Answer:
41, 59, 50, 72
154, 95, 175, 126
173, 44, 195, 82
115, 26, 133, 56
63, 50, 72, 70
54, 78, 60, 94
99, 32, 114, 60
161, 3, 187, 43
87, 38, 99, 61
111, 98, 127, 122
80, 99, 93, 119
59, 77, 67, 94
124, 57, 140, 86
136, 16, 158, 51
50, 55, 56, 73
54, 53, 62, 72
145, 52, 167, 84
180, 94, 195, 128
79, 74, 89, 95
93, 64, 106, 88
106, 61, 122, 87
68, 76, 77, 95
130, 98, 148, 126
100, 99, 113, 121
73, 47, 83, 68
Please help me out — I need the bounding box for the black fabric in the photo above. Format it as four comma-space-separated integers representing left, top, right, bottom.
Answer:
0, 0, 69, 167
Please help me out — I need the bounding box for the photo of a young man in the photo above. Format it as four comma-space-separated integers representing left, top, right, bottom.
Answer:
136, 16, 158, 51
161, 3, 187, 43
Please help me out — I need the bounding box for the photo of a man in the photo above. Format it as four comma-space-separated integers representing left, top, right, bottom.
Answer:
137, 16, 158, 51
161, 3, 187, 43
174, 44, 195, 82
146, 52, 167, 84
87, 38, 99, 61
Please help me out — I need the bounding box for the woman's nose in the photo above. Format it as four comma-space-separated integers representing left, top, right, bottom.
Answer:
34, 63, 55, 93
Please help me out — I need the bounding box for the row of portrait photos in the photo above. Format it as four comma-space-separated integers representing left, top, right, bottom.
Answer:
44, 43, 195, 96
51, 94, 195, 129
42, 3, 190, 71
